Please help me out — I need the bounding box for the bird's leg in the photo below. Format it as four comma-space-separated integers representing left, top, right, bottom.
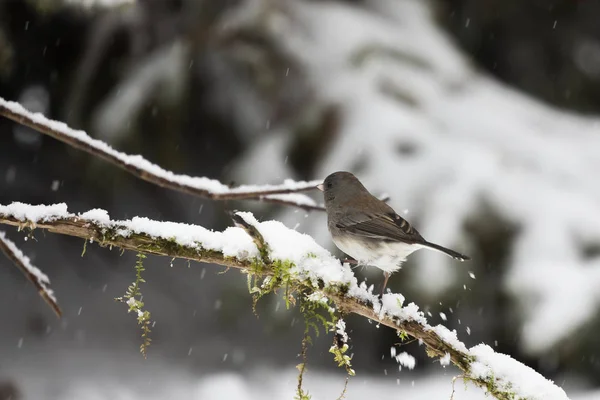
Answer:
343, 258, 358, 265
381, 272, 390, 296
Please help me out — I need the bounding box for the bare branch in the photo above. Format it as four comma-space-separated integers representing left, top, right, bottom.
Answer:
0, 97, 394, 212
259, 193, 326, 212
0, 203, 569, 400
0, 97, 322, 211
262, 193, 390, 211
0, 232, 61, 317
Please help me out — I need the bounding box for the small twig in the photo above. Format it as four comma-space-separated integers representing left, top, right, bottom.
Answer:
395, 337, 419, 347
264, 194, 390, 213
230, 211, 271, 262
0, 231, 61, 317
336, 377, 349, 400
296, 329, 310, 399
260, 195, 325, 212
450, 375, 466, 400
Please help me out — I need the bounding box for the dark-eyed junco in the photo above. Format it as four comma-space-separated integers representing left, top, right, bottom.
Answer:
318, 171, 470, 294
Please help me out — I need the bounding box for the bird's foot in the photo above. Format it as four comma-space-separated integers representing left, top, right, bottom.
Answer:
380, 272, 390, 297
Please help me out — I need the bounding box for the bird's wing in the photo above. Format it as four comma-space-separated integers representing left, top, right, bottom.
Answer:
336, 210, 424, 243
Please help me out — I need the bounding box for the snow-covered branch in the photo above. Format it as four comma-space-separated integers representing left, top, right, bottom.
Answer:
0, 202, 570, 400
0, 231, 61, 317
0, 97, 324, 211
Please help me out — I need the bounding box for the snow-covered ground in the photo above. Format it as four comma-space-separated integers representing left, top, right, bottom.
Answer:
3, 353, 596, 400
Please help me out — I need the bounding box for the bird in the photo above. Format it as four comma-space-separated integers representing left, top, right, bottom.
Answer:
317, 171, 470, 295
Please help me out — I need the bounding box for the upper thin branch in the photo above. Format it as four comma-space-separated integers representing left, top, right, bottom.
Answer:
0, 96, 392, 211
0, 97, 323, 211
0, 203, 570, 400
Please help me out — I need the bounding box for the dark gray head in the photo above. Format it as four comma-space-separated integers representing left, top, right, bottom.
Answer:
317, 171, 369, 206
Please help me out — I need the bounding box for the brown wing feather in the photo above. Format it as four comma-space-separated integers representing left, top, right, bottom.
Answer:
336, 210, 424, 243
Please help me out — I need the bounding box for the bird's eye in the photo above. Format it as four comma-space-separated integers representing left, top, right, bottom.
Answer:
327, 182, 333, 189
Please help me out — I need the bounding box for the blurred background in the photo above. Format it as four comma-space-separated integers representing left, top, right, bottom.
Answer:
1, 0, 600, 398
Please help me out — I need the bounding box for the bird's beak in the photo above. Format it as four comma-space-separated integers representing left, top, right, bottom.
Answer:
316, 183, 324, 192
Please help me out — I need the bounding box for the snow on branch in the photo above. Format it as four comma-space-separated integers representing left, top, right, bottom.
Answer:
0, 231, 61, 317
0, 97, 323, 211
63, 0, 135, 8
0, 202, 570, 400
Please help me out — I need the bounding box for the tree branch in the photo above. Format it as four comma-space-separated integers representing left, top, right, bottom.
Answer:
230, 211, 271, 263
0, 203, 569, 400
0, 96, 392, 211
0, 97, 323, 211
0, 231, 61, 317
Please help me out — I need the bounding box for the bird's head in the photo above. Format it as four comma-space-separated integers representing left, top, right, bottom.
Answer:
318, 171, 366, 205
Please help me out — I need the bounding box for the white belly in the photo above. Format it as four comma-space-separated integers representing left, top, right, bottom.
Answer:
332, 235, 423, 273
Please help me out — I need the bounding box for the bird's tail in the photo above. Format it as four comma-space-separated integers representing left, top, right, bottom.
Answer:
421, 241, 470, 261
